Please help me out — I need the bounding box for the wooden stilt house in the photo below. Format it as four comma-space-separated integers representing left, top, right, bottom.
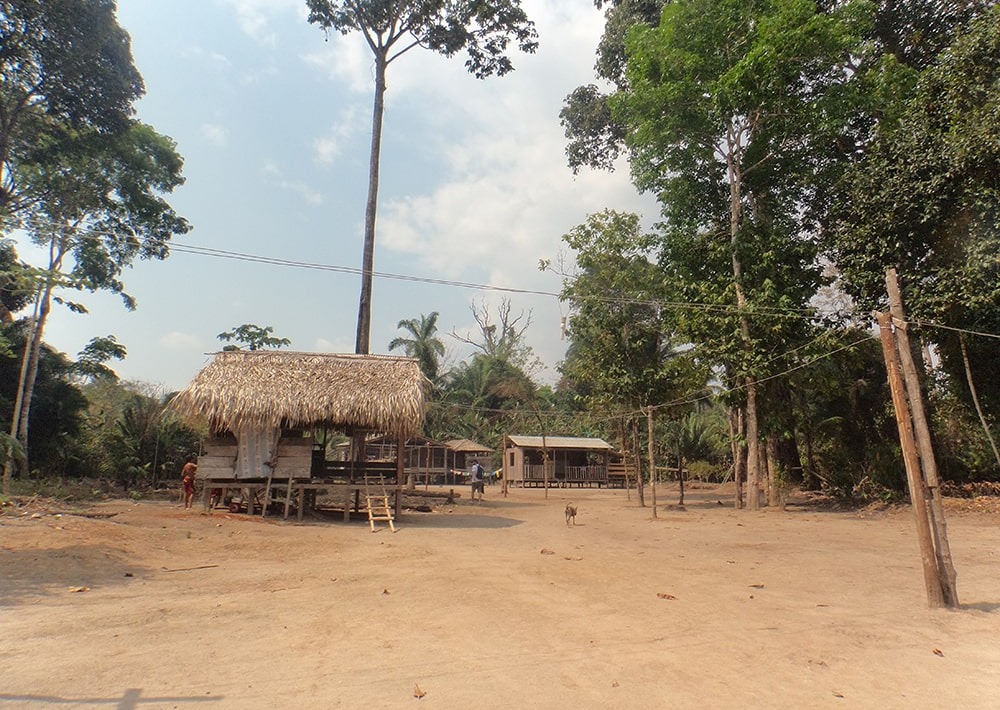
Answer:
502, 435, 614, 488
170, 351, 429, 521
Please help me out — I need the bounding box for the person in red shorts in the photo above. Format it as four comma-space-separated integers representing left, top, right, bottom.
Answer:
181, 455, 198, 509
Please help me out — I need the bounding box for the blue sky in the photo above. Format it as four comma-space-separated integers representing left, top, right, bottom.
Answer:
35, 0, 657, 392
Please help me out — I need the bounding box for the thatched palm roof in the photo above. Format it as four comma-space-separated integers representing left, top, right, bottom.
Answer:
171, 351, 429, 436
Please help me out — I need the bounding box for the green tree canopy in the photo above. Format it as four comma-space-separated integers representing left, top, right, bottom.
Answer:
559, 209, 707, 412
830, 4, 1000, 417
0, 0, 144, 217
217, 324, 291, 352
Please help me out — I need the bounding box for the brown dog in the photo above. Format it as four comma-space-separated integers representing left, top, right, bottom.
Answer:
565, 503, 577, 526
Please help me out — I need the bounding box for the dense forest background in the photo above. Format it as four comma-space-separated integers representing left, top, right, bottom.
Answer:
1, 0, 998, 503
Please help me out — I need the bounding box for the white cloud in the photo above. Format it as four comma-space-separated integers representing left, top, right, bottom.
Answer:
201, 122, 228, 146
159, 331, 203, 351
301, 38, 373, 94
313, 105, 364, 164
178, 46, 232, 72
82, 0, 647, 389
261, 161, 325, 206
238, 63, 280, 86
217, 0, 306, 46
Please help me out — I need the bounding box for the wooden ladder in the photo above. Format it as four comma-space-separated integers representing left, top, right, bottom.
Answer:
364, 475, 396, 532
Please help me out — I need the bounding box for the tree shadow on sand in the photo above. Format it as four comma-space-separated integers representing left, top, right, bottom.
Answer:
0, 688, 222, 707
396, 511, 524, 529
0, 542, 154, 607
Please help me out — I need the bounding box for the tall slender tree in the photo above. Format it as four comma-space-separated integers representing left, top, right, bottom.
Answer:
306, 0, 537, 354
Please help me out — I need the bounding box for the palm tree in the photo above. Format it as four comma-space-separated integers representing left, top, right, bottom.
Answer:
389, 312, 445, 382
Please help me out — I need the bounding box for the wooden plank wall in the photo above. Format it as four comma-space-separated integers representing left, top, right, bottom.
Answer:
198, 438, 236, 479
198, 436, 316, 480
273, 437, 313, 479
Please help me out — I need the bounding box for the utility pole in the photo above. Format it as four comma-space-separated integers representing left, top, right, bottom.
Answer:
885, 269, 959, 607
876, 311, 945, 607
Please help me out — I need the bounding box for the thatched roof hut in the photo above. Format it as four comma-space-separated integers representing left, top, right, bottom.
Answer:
171, 351, 429, 436
444, 438, 493, 454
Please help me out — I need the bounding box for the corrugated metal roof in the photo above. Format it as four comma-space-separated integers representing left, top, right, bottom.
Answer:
505, 435, 614, 450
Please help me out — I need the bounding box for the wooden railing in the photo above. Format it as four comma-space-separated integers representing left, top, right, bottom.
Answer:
518, 463, 608, 486
322, 461, 398, 481
563, 465, 607, 482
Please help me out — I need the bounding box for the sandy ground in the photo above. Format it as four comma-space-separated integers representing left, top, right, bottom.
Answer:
1, 483, 999, 710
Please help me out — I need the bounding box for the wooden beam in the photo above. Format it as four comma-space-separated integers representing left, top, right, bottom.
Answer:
877, 311, 946, 608
886, 269, 959, 607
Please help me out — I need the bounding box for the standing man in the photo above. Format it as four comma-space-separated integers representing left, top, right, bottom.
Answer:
470, 459, 485, 502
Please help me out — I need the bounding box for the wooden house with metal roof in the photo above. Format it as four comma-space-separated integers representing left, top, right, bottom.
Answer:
502, 435, 614, 488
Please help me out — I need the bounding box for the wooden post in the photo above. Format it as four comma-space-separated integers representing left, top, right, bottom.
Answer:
395, 430, 404, 517
886, 269, 959, 607
423, 443, 429, 491
501, 440, 508, 497
632, 417, 645, 506
877, 311, 946, 608
729, 407, 745, 509
620, 417, 631, 502
647, 407, 657, 517
678, 455, 686, 508
541, 431, 550, 499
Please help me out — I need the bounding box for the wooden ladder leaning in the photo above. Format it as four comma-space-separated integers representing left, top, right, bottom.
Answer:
364, 475, 396, 532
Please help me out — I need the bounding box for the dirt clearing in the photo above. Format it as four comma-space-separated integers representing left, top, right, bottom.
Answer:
2, 484, 999, 709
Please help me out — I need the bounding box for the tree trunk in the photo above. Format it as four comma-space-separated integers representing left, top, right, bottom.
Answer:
743, 379, 761, 509
620, 416, 631, 502
726, 126, 761, 511
677, 448, 685, 507
16, 286, 51, 471
355, 50, 389, 355
959, 331, 1000, 469
729, 406, 745, 509
766, 434, 782, 507
646, 407, 657, 517
801, 425, 820, 491
632, 417, 644, 506
3, 236, 63, 492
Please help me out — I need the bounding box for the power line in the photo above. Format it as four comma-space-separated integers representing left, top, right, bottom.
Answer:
912, 319, 1000, 342
14, 219, 1000, 343
168, 243, 833, 322
431, 332, 877, 423
19, 222, 842, 322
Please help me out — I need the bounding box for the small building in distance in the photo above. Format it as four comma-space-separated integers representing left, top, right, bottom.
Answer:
502, 435, 614, 488
444, 438, 495, 480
